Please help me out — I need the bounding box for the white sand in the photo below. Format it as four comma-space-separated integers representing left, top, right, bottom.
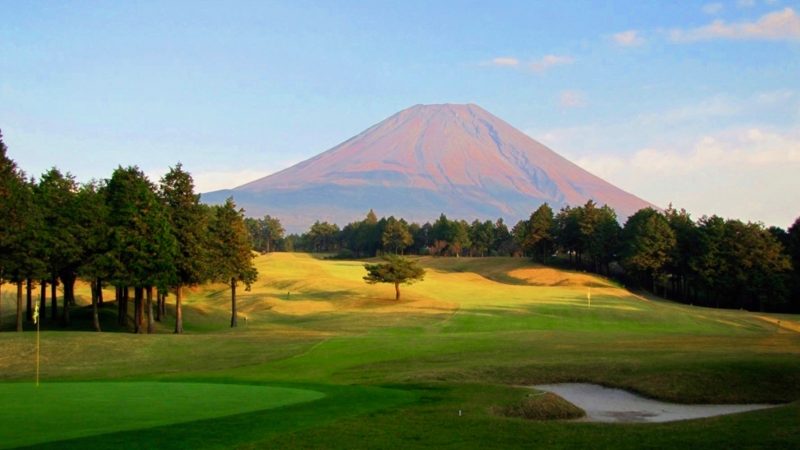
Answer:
532, 383, 777, 423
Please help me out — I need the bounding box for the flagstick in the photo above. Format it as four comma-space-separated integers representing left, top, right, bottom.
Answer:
36, 318, 40, 387
587, 288, 591, 309
34, 303, 40, 387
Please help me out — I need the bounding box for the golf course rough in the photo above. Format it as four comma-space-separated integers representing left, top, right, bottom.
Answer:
0, 382, 325, 449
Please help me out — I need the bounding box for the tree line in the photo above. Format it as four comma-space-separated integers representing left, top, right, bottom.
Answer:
0, 131, 256, 333
282, 203, 800, 313
3, 126, 798, 323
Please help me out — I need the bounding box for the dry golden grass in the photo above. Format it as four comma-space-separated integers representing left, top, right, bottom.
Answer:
507, 266, 615, 288
756, 315, 800, 334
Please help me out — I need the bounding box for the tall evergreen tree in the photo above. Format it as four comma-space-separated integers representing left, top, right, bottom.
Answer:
0, 130, 34, 331
469, 220, 494, 257
664, 205, 698, 301
307, 221, 340, 252
0, 158, 44, 331
577, 200, 600, 266
431, 214, 454, 256
690, 215, 726, 307
244, 218, 266, 252
451, 220, 471, 257
208, 198, 257, 328
35, 169, 82, 326
382, 217, 412, 254
76, 181, 112, 331
413, 222, 433, 254
621, 208, 676, 293
261, 215, 284, 253
586, 205, 621, 275
554, 206, 582, 266
492, 218, 514, 256
160, 163, 206, 334
107, 166, 177, 333
717, 220, 790, 311
525, 203, 555, 262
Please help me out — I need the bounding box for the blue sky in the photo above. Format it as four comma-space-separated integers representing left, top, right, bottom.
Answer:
1, 0, 798, 226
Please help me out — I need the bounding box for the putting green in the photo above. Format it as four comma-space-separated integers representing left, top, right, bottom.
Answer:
0, 382, 325, 449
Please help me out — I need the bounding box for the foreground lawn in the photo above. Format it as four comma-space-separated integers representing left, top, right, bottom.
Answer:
0, 382, 325, 449
1, 253, 798, 448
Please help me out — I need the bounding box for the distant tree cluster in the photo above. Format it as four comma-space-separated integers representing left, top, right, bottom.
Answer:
283, 202, 799, 313
244, 215, 285, 253
0, 131, 256, 333
286, 209, 516, 258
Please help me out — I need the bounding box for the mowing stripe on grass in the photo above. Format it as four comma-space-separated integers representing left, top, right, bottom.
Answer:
0, 382, 324, 449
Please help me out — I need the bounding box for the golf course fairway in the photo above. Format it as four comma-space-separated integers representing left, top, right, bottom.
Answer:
1, 253, 798, 449
0, 382, 324, 449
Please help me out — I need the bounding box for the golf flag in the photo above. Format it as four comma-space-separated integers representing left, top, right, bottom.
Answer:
34, 303, 41, 386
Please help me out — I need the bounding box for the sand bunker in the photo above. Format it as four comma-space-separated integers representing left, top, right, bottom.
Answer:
532, 383, 777, 423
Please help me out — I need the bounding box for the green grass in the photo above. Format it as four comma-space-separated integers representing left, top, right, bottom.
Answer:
1, 253, 799, 449
0, 382, 325, 449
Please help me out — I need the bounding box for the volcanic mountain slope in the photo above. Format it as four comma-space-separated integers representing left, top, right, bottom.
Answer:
203, 104, 652, 231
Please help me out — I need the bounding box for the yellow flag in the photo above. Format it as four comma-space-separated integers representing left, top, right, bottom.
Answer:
33, 303, 39, 325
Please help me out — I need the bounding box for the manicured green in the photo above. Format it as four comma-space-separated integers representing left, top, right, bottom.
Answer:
1, 253, 798, 449
0, 382, 324, 449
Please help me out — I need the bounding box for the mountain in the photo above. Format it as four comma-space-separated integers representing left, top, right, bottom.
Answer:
202, 103, 653, 232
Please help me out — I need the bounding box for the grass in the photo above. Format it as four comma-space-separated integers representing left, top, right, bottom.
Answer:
494, 391, 586, 420
1, 253, 799, 449
0, 382, 324, 449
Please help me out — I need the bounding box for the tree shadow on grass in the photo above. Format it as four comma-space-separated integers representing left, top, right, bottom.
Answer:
12, 383, 417, 450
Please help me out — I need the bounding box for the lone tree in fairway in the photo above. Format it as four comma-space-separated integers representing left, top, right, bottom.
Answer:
363, 255, 425, 300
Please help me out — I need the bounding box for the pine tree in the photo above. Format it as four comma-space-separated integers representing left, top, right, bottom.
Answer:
208, 198, 257, 328
160, 163, 206, 334
35, 169, 82, 326
363, 255, 425, 300
525, 203, 555, 262
107, 166, 177, 333
621, 208, 676, 294
76, 181, 111, 331
262, 215, 285, 253
0, 131, 34, 331
382, 217, 412, 254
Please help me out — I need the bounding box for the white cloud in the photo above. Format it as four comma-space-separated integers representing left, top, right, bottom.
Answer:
572, 127, 800, 226
532, 90, 798, 150
483, 54, 574, 73
754, 89, 795, 105
671, 7, 800, 42
559, 90, 587, 108
530, 90, 800, 226
635, 95, 742, 125
703, 3, 725, 14
612, 30, 645, 46
486, 57, 520, 67
529, 54, 575, 72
